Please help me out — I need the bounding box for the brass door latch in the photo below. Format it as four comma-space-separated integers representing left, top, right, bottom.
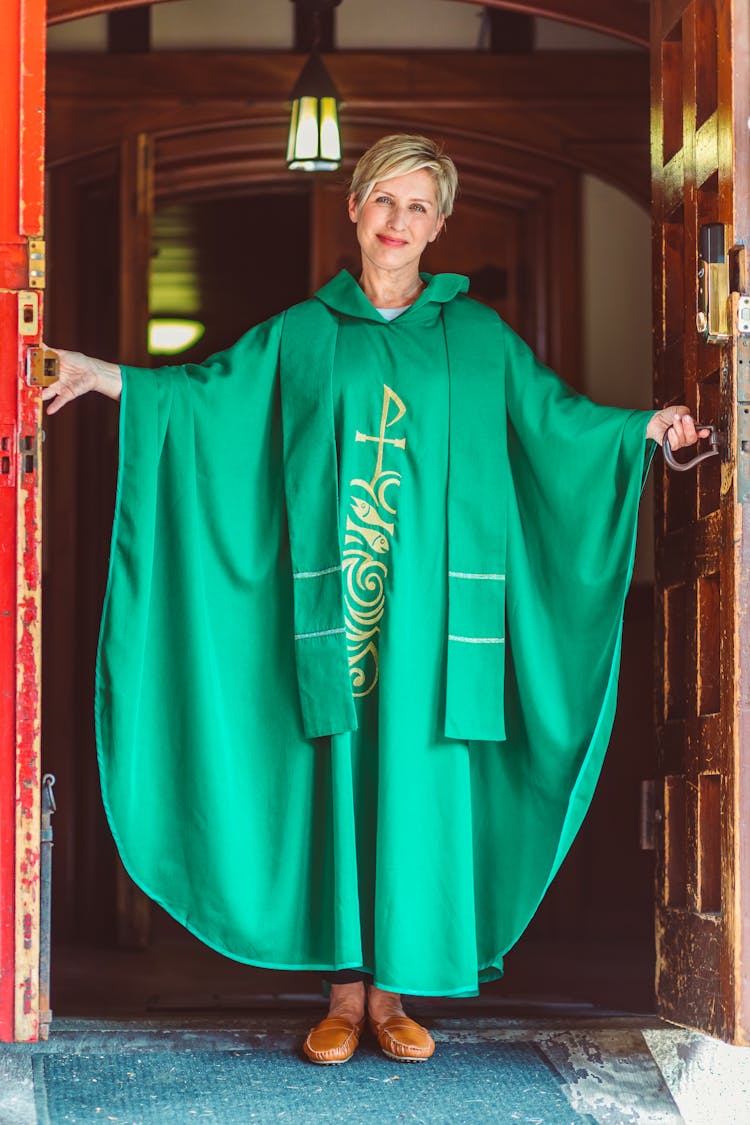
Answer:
26, 346, 59, 388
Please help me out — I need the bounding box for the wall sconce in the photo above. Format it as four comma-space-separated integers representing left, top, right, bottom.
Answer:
287, 0, 342, 171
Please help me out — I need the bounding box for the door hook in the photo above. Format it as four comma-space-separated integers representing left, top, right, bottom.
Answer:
663, 422, 721, 472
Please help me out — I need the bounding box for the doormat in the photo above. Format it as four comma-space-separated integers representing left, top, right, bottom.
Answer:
34, 1041, 594, 1124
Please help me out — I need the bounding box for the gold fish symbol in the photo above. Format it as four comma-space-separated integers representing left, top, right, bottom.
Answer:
346, 516, 390, 553
350, 497, 394, 533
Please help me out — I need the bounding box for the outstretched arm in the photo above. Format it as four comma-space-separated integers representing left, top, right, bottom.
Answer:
41, 349, 122, 414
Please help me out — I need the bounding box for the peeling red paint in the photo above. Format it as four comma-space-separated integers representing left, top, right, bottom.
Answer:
1, 0, 46, 1043
23, 494, 40, 590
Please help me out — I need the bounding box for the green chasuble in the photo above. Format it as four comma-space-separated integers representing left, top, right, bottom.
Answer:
96, 270, 654, 996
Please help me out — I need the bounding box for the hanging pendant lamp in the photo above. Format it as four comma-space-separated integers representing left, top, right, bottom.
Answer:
287, 0, 342, 171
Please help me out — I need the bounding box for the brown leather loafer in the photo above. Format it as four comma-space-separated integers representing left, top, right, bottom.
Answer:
303, 1015, 365, 1065
369, 1014, 435, 1062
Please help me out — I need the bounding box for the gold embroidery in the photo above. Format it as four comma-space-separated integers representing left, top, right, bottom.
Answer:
344, 385, 406, 696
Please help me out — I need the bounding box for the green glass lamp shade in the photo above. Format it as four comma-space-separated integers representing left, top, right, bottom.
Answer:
287, 51, 341, 171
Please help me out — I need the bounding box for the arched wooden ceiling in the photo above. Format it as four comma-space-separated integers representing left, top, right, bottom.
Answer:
47, 0, 649, 47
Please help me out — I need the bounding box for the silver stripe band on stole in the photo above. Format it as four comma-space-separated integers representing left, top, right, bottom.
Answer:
448, 572, 505, 581
448, 635, 505, 644
293, 566, 342, 579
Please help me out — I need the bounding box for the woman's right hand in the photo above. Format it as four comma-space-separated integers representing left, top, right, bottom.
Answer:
41, 348, 122, 414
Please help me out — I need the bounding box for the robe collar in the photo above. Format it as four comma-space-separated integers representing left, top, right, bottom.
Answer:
315, 269, 470, 324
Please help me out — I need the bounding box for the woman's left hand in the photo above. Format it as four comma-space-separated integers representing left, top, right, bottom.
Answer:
646, 408, 711, 450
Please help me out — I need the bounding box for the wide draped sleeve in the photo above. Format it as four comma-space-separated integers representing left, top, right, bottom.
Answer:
95, 314, 348, 968
470, 322, 656, 974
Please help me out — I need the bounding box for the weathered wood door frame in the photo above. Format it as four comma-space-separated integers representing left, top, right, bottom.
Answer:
0, 0, 46, 1044
5, 0, 749, 1043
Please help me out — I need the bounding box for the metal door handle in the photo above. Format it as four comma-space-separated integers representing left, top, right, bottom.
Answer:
663, 422, 722, 471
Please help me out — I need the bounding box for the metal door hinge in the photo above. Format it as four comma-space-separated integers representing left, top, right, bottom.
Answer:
27, 238, 45, 289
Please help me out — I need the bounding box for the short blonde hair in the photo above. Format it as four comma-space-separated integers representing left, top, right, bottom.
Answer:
349, 134, 459, 218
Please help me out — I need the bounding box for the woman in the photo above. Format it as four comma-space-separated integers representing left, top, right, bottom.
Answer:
45, 135, 705, 1066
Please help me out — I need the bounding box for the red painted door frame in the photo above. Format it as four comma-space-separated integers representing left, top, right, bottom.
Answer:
0, 0, 46, 1043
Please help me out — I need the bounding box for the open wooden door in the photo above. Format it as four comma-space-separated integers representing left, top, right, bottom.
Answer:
0, 0, 47, 1044
44, 136, 154, 957
652, 0, 750, 1043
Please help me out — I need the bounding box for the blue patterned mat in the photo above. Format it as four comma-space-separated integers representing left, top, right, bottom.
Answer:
35, 1041, 594, 1124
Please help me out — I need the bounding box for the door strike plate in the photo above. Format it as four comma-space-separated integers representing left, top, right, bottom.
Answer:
18, 292, 39, 337
738, 295, 750, 335
26, 347, 59, 388
27, 238, 46, 289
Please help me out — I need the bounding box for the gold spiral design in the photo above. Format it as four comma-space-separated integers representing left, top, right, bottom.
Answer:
343, 474, 402, 696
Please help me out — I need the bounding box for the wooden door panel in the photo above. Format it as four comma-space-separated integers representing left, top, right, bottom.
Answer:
652, 0, 750, 1043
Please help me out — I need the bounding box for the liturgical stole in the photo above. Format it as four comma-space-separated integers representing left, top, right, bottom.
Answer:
280, 296, 507, 744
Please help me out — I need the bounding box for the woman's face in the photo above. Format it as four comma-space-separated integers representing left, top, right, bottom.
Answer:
348, 168, 445, 274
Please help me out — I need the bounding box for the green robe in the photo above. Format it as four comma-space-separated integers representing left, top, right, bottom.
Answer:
96, 270, 654, 996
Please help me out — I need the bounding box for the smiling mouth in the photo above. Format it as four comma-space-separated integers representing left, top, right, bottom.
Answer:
377, 235, 407, 247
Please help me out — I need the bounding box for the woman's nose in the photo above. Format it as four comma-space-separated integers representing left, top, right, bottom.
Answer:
387, 207, 408, 230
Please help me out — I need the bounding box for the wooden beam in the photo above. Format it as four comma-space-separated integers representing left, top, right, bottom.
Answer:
48, 0, 650, 47
46, 50, 649, 105
484, 10, 535, 53
48, 0, 170, 23
107, 5, 151, 52
458, 0, 649, 48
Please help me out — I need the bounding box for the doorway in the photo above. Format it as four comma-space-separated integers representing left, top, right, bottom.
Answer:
42, 149, 657, 1018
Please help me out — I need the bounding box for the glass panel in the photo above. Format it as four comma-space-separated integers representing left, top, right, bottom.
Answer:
319, 97, 340, 162
294, 96, 320, 161
286, 99, 299, 164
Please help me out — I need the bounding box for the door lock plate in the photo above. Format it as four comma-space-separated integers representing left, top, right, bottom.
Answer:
738, 295, 750, 335
26, 347, 59, 388
18, 292, 38, 337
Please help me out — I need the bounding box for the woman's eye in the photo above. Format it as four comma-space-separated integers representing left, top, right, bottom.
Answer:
376, 196, 392, 204
411, 204, 426, 213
